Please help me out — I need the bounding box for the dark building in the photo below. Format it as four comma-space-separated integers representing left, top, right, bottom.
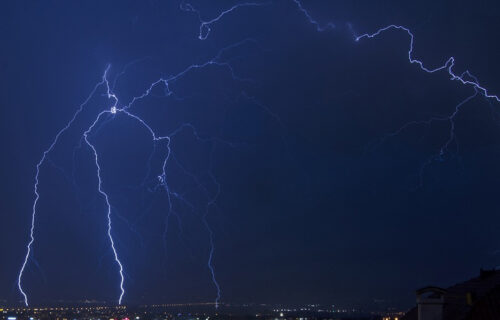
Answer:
402, 269, 500, 320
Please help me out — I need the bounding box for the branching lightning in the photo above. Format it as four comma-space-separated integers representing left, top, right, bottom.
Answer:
186, 1, 499, 101
291, 0, 335, 32
187, 0, 500, 183
18, 0, 500, 307
354, 26, 497, 183
17, 68, 111, 307
354, 25, 499, 101
18, 40, 256, 306
180, 0, 271, 40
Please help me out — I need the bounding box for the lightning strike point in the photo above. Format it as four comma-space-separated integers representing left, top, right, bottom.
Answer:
111, 106, 117, 114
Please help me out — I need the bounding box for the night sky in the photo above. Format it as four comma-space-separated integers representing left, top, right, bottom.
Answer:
1, 0, 500, 310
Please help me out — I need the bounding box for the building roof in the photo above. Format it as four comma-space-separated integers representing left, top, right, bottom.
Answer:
402, 269, 500, 320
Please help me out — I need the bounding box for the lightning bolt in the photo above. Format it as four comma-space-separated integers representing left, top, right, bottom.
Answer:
354, 27, 497, 184
376, 86, 479, 187
354, 25, 499, 101
188, 0, 498, 101
17, 36, 260, 306
17, 68, 111, 307
180, 0, 271, 40
18, 0, 500, 308
83, 110, 126, 304
291, 0, 335, 31
190, 0, 499, 184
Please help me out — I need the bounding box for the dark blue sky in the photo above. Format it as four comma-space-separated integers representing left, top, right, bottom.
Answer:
1, 0, 500, 309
